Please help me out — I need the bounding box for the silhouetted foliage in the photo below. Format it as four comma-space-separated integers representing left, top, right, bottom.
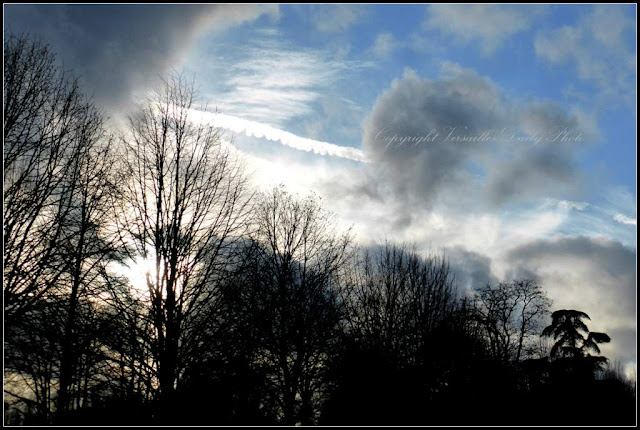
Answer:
470, 279, 552, 362
4, 32, 106, 326
115, 71, 252, 420
3, 33, 636, 426
542, 309, 612, 386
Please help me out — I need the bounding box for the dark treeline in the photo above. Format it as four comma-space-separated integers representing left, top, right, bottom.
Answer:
3, 33, 636, 426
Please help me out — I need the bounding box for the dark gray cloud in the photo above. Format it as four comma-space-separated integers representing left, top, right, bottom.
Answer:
362, 68, 506, 208
443, 235, 635, 363
506, 236, 636, 287
4, 4, 277, 112
485, 101, 590, 205
504, 235, 636, 362
359, 66, 597, 212
445, 246, 498, 291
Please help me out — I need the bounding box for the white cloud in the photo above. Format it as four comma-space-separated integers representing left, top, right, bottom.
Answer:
614, 213, 637, 226
423, 5, 535, 54
545, 199, 590, 211
201, 34, 373, 129
371, 32, 400, 57
189, 110, 368, 163
220, 44, 339, 125
534, 5, 636, 105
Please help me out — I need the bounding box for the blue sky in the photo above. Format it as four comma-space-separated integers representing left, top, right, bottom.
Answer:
4, 3, 637, 373
184, 4, 636, 190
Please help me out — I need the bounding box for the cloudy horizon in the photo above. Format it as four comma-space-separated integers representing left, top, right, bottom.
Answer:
5, 3, 636, 376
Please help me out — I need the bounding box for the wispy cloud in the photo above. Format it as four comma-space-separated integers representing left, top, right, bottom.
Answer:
208, 34, 372, 128
370, 32, 400, 58
423, 5, 539, 54
534, 5, 636, 105
544, 199, 590, 211
614, 213, 637, 226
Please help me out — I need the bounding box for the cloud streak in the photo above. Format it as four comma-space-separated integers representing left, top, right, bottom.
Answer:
614, 214, 637, 226
195, 31, 374, 130
190, 110, 368, 163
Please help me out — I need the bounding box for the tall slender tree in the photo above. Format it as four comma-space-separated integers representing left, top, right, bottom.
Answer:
118, 72, 252, 414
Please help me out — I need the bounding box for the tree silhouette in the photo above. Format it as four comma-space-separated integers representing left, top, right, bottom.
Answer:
4, 33, 105, 326
470, 280, 551, 363
231, 186, 353, 425
4, 33, 125, 424
340, 243, 457, 368
3, 29, 636, 427
117, 71, 252, 417
542, 309, 611, 384
542, 310, 610, 360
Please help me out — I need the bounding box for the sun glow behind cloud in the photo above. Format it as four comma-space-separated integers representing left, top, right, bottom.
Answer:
115, 255, 157, 302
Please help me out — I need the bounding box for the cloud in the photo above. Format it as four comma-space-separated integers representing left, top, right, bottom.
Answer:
195, 32, 373, 129
614, 214, 637, 226
546, 199, 589, 211
606, 327, 637, 371
534, 5, 636, 105
530, 199, 636, 250
370, 32, 400, 57
360, 65, 597, 211
3, 4, 278, 111
503, 235, 636, 362
311, 5, 365, 33
484, 101, 591, 205
423, 5, 537, 54
603, 186, 637, 216
189, 110, 368, 163
361, 67, 503, 208
220, 44, 339, 125
445, 247, 498, 291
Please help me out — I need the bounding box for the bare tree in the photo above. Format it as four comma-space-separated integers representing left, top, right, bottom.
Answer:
4, 296, 64, 424
228, 186, 353, 425
117, 72, 252, 411
513, 279, 552, 362
54, 134, 125, 420
471, 280, 551, 363
3, 33, 104, 324
341, 242, 458, 367
4, 32, 130, 422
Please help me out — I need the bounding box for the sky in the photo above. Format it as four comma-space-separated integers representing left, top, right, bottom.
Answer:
4, 4, 637, 374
